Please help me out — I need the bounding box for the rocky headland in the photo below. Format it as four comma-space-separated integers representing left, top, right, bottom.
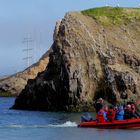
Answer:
12, 7, 140, 111
0, 50, 51, 96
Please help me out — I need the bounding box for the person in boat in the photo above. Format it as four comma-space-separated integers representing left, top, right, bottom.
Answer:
96, 105, 107, 122
114, 106, 119, 112
127, 100, 140, 118
106, 105, 116, 122
104, 104, 109, 113
124, 104, 138, 119
94, 98, 104, 113
131, 104, 140, 118
116, 106, 124, 120
127, 100, 134, 106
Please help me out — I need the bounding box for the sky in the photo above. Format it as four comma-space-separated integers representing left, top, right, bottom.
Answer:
0, 0, 140, 76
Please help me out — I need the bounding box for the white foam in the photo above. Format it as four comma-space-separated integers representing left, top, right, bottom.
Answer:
0, 121, 78, 128
49, 121, 77, 128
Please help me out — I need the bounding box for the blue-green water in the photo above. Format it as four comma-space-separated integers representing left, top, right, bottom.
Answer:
0, 97, 140, 140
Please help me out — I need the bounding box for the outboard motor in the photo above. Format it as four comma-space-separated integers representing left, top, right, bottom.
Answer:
81, 113, 93, 122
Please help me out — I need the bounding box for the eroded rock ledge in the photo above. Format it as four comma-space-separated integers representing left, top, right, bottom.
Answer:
12, 8, 140, 111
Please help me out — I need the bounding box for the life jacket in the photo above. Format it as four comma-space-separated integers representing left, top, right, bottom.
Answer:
97, 109, 107, 122
107, 109, 115, 122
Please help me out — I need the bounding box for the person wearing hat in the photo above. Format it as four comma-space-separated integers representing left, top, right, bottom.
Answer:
131, 103, 140, 118
124, 104, 138, 119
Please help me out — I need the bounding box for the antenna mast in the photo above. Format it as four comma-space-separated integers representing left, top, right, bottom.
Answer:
22, 36, 34, 68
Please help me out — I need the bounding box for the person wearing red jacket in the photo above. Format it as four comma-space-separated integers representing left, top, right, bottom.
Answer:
126, 100, 140, 118
131, 104, 140, 118
96, 107, 107, 122
107, 105, 116, 122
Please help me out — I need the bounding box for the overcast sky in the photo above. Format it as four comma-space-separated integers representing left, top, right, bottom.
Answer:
0, 0, 140, 76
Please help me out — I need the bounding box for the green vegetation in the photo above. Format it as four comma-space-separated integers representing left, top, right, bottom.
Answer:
81, 7, 140, 25
0, 92, 16, 97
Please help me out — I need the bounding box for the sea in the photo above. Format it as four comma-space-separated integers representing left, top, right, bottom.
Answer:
0, 97, 140, 140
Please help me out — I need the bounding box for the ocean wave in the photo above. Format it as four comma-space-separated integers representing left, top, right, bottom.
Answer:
0, 121, 78, 128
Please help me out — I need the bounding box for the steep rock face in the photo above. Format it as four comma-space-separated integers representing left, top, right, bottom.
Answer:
0, 50, 51, 95
12, 8, 140, 111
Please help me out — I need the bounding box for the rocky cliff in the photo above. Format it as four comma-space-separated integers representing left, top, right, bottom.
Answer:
0, 50, 51, 96
12, 7, 140, 111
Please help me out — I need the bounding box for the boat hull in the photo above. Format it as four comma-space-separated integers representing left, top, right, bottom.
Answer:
79, 118, 140, 129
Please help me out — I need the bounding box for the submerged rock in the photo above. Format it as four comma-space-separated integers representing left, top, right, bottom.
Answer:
12, 7, 140, 111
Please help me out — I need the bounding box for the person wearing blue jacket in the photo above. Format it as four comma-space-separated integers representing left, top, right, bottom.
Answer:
116, 106, 124, 120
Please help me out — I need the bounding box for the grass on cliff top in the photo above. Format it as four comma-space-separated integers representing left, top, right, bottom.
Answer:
81, 7, 140, 25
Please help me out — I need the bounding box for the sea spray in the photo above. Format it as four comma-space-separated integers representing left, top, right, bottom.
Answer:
49, 121, 77, 127
0, 121, 78, 128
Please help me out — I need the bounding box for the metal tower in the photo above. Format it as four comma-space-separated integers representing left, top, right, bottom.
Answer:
22, 36, 34, 68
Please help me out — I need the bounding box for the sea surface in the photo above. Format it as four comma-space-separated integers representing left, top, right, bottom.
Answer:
0, 97, 140, 140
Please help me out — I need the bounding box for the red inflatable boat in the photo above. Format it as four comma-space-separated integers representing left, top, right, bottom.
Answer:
79, 118, 140, 129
